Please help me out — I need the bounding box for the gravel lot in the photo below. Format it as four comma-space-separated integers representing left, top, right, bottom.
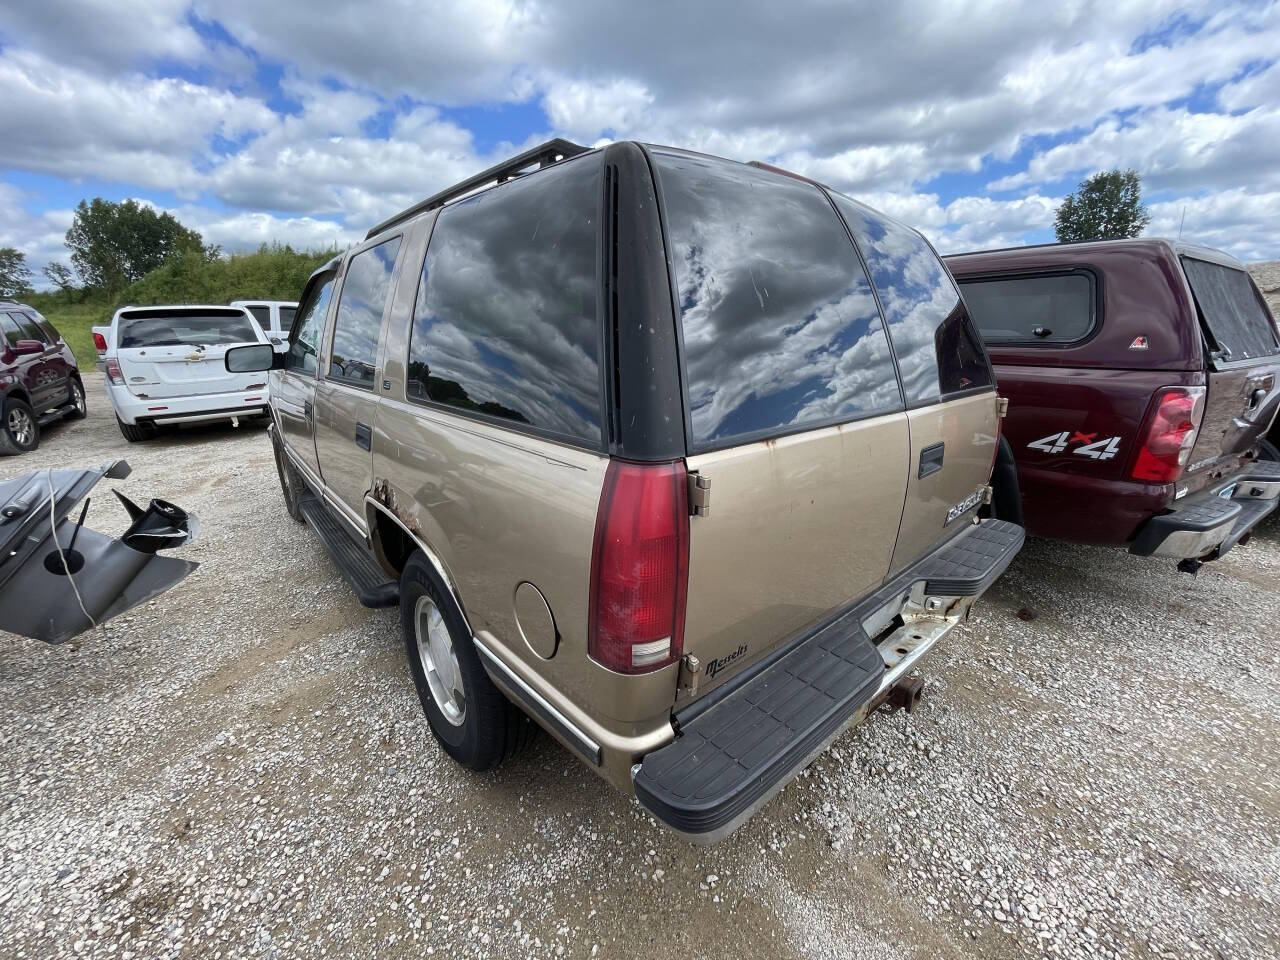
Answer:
2, 377, 1278, 960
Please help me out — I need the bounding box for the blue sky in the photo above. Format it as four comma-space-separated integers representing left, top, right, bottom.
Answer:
1, 0, 1278, 286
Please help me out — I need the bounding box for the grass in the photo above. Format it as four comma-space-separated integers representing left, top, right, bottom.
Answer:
34, 301, 111, 367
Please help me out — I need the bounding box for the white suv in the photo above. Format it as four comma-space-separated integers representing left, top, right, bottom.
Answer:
101, 305, 272, 441
230, 300, 298, 340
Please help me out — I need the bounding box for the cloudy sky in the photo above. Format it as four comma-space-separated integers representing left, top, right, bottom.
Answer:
2, 0, 1278, 286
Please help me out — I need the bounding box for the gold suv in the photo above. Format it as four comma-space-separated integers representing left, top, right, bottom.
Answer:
227, 140, 1025, 841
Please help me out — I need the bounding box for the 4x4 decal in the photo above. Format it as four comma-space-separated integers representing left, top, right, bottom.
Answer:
1027, 430, 1122, 460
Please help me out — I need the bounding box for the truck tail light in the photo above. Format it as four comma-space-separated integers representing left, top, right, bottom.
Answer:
105, 358, 124, 385
588, 460, 689, 674
93, 332, 107, 352
1129, 387, 1206, 484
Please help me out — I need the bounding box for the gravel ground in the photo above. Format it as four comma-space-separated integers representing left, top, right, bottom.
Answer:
2, 376, 1278, 960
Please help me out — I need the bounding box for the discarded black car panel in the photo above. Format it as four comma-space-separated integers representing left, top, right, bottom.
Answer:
0, 460, 198, 643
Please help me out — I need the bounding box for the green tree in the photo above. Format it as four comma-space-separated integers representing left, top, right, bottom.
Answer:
65, 198, 207, 290
0, 247, 33, 297
42, 261, 78, 302
1054, 169, 1151, 243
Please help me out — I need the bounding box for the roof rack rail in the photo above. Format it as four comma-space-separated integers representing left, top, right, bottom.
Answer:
366, 137, 589, 240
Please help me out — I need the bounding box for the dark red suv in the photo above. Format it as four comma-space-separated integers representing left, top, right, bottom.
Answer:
946, 240, 1279, 571
1, 300, 86, 455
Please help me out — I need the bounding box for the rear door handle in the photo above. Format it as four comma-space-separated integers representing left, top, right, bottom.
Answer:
918, 442, 945, 478
355, 421, 372, 451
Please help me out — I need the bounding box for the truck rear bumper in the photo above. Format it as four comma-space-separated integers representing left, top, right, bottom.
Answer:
632, 518, 1025, 843
1129, 462, 1279, 561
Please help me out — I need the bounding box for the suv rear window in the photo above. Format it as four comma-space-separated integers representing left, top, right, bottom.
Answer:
119, 313, 257, 348
1181, 257, 1280, 362
406, 153, 603, 445
958, 272, 1095, 344
832, 194, 992, 405
653, 151, 902, 449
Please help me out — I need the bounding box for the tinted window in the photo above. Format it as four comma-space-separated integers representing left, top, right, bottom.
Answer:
119, 314, 257, 348
278, 306, 296, 331
407, 154, 602, 444
960, 273, 1095, 343
287, 275, 334, 375
653, 151, 902, 448
832, 194, 992, 404
1182, 258, 1280, 362
0, 314, 22, 347
10, 312, 48, 344
245, 305, 271, 329
330, 238, 401, 388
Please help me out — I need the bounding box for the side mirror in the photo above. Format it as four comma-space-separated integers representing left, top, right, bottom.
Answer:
225, 343, 279, 373
13, 340, 44, 356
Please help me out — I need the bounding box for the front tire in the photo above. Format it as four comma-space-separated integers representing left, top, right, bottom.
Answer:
65, 379, 87, 420
273, 439, 305, 522
400, 551, 534, 770
117, 417, 155, 443
2, 397, 40, 455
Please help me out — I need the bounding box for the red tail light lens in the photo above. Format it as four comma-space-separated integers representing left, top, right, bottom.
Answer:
1129, 387, 1206, 484
104, 358, 124, 385
92, 332, 107, 352
588, 460, 690, 674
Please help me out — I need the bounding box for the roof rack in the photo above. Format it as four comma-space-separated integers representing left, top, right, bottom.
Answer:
365, 137, 589, 240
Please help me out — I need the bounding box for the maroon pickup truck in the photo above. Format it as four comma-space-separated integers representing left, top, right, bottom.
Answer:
946, 240, 1280, 571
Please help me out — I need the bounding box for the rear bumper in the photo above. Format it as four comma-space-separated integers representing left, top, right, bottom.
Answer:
107, 382, 269, 426
1129, 462, 1280, 561
632, 518, 1025, 843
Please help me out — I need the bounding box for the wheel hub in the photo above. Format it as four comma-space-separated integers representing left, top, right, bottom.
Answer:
8, 408, 33, 446
414, 595, 465, 726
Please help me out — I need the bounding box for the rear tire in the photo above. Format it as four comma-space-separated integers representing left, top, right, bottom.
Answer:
117, 417, 155, 443
65, 378, 87, 420
400, 551, 534, 770
2, 397, 40, 455
1260, 439, 1279, 462
273, 439, 305, 522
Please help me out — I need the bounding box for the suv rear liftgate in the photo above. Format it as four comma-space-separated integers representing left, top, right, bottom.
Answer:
634, 517, 1022, 841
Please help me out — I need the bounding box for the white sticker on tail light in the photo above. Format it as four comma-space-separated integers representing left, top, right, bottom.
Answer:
1028, 431, 1122, 461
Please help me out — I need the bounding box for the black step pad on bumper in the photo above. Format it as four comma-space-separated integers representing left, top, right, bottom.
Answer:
634, 619, 884, 839
1129, 495, 1241, 557
298, 496, 399, 608
915, 519, 1025, 595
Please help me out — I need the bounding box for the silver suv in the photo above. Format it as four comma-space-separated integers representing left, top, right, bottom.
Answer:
227, 140, 1025, 840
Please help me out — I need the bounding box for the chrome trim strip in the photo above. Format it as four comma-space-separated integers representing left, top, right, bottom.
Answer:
474, 640, 602, 766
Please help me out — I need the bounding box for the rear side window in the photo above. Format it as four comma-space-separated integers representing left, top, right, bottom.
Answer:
653, 151, 901, 449
245, 305, 271, 329
10, 312, 49, 344
119, 313, 256, 348
406, 154, 602, 445
329, 237, 401, 388
1181, 257, 1280, 362
959, 272, 1095, 344
832, 194, 992, 405
287, 276, 335, 375
278, 306, 296, 331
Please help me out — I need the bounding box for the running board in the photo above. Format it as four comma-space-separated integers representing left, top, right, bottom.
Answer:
297, 495, 399, 608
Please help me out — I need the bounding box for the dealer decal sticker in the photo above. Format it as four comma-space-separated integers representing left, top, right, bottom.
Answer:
1027, 430, 1122, 460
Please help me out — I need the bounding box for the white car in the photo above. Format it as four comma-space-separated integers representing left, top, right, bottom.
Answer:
229, 300, 298, 340
101, 305, 273, 442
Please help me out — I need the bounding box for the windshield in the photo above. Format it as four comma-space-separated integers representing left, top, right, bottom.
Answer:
1181, 257, 1280, 362
119, 314, 259, 348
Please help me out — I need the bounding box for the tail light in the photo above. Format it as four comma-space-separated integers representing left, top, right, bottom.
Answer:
1129, 387, 1206, 484
93, 332, 107, 352
588, 460, 690, 674
105, 358, 124, 385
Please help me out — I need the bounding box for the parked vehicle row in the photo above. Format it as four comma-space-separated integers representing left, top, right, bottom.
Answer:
0, 298, 86, 455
